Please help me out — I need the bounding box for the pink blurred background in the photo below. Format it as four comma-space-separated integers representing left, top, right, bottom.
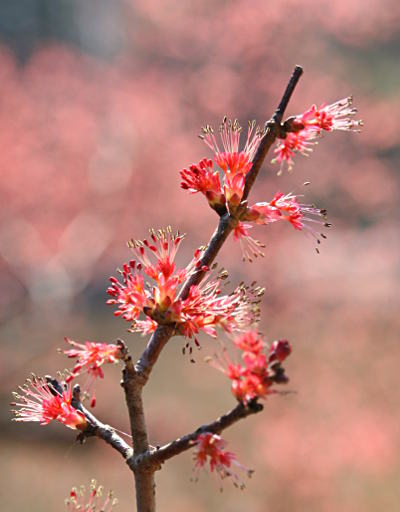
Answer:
1, 1, 399, 510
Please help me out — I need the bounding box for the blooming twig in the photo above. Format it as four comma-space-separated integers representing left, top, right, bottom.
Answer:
140, 399, 263, 470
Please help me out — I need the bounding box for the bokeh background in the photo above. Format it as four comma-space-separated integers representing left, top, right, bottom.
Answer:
1, 1, 399, 511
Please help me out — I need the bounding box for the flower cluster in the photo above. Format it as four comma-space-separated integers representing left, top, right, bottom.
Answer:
209, 331, 291, 404
272, 97, 363, 174
63, 339, 122, 407
107, 227, 261, 346
193, 432, 251, 487
181, 118, 263, 213
181, 114, 338, 260
236, 189, 331, 258
65, 480, 117, 511
11, 375, 87, 430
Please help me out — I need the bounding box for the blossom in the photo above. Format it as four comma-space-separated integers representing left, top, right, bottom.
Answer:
233, 222, 266, 262
11, 375, 87, 430
107, 227, 260, 346
272, 130, 318, 174
208, 331, 291, 404
193, 432, 251, 487
200, 118, 263, 174
65, 480, 117, 511
272, 96, 362, 174
63, 339, 122, 407
240, 190, 331, 253
181, 118, 263, 211
180, 158, 225, 211
300, 97, 363, 133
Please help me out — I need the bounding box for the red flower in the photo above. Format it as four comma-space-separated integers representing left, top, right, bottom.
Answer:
272, 96, 362, 174
233, 222, 266, 262
65, 480, 117, 511
200, 118, 262, 175
180, 158, 225, 210
208, 331, 291, 404
240, 191, 331, 253
193, 432, 251, 486
11, 376, 87, 430
181, 117, 264, 211
63, 339, 122, 407
107, 228, 260, 345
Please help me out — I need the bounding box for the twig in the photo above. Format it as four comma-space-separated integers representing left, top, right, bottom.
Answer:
135, 66, 303, 383
71, 383, 133, 462
143, 400, 263, 469
121, 66, 304, 512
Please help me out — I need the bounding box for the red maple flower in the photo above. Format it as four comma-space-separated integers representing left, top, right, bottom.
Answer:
63, 339, 122, 407
65, 480, 117, 511
11, 376, 87, 430
186, 117, 264, 211
272, 96, 362, 174
208, 331, 291, 404
232, 222, 266, 262
107, 228, 260, 345
180, 158, 225, 210
239, 190, 331, 253
200, 118, 262, 175
193, 432, 251, 486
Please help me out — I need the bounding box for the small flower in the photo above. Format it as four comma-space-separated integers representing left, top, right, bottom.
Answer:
107, 227, 260, 347
300, 97, 363, 133
233, 222, 266, 262
268, 339, 292, 363
63, 339, 122, 407
208, 331, 291, 404
65, 480, 117, 511
272, 96, 362, 174
200, 118, 263, 175
233, 331, 266, 355
11, 376, 87, 430
271, 130, 318, 174
241, 190, 331, 253
180, 158, 226, 211
191, 118, 263, 211
193, 432, 251, 487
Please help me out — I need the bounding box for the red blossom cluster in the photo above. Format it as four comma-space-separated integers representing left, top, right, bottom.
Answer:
180, 114, 344, 260
63, 338, 122, 407
272, 97, 363, 174
193, 432, 251, 487
107, 227, 261, 346
11, 375, 87, 430
210, 331, 291, 404
181, 118, 263, 215
65, 480, 117, 511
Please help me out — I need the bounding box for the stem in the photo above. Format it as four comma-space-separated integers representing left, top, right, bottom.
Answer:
120, 66, 303, 512
147, 401, 263, 467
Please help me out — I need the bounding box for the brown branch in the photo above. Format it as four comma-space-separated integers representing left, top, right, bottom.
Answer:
135, 66, 303, 383
242, 65, 303, 200
138, 400, 263, 470
119, 66, 304, 512
69, 383, 133, 462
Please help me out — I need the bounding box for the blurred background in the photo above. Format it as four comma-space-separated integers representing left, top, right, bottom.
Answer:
0, 1, 399, 511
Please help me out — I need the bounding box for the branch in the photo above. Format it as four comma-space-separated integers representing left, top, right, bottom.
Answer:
71, 383, 133, 463
242, 65, 303, 200
135, 65, 304, 383
142, 400, 263, 469
119, 67, 304, 511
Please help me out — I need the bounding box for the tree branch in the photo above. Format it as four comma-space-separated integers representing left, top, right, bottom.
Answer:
242, 65, 303, 200
119, 66, 304, 512
135, 66, 303, 383
141, 400, 263, 469
67, 381, 133, 462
